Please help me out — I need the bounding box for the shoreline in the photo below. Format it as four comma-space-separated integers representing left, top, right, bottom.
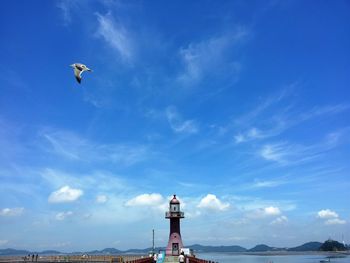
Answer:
197, 251, 350, 256
1, 251, 349, 257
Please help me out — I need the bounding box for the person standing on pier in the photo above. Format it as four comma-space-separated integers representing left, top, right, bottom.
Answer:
153, 253, 158, 263
178, 251, 185, 263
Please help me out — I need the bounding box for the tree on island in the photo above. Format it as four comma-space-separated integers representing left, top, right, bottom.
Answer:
319, 239, 346, 251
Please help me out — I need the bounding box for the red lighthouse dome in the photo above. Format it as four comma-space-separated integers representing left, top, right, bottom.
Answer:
170, 194, 180, 204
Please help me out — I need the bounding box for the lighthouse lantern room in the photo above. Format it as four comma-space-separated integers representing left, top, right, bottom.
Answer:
165, 194, 184, 256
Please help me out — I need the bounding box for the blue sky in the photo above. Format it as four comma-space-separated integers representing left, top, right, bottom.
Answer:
0, 0, 350, 252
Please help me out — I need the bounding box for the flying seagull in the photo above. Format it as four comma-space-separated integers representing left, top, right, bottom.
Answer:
70, 63, 92, 83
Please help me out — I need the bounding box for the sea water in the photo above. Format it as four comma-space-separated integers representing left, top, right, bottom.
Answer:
196, 253, 350, 263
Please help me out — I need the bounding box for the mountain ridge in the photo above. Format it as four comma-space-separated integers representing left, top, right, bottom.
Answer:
0, 241, 339, 255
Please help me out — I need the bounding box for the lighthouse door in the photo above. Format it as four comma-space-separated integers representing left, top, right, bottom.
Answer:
172, 243, 179, 255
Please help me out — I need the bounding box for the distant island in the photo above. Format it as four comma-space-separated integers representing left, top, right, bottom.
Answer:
319, 239, 347, 252
0, 240, 348, 256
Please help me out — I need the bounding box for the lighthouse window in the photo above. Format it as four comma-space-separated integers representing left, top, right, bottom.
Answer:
173, 206, 176, 211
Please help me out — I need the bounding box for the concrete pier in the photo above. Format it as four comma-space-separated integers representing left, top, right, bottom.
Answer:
0, 254, 150, 263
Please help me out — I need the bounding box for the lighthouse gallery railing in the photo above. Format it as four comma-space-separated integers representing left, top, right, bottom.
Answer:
165, 211, 184, 218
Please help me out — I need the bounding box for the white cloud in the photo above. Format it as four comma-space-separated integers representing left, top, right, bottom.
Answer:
96, 12, 133, 61
166, 106, 198, 134
48, 186, 83, 203
55, 211, 73, 221
317, 209, 338, 219
264, 206, 281, 216
248, 206, 281, 219
125, 193, 164, 207
96, 195, 108, 204
271, 215, 288, 225
197, 194, 230, 211
325, 218, 346, 225
0, 207, 24, 217
317, 209, 346, 225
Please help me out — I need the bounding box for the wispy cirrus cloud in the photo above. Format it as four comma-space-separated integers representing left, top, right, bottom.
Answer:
324, 218, 346, 225
232, 88, 294, 143
235, 103, 350, 144
271, 215, 288, 225
259, 142, 324, 165
96, 12, 134, 62
259, 143, 292, 164
40, 169, 129, 195
0, 207, 24, 217
250, 179, 286, 188
234, 87, 294, 127
41, 129, 152, 166
166, 106, 199, 134
325, 127, 350, 146
96, 195, 108, 204
43, 132, 81, 160
55, 211, 73, 221
234, 127, 267, 143
0, 118, 35, 165
56, 0, 78, 26
177, 27, 249, 86
299, 104, 350, 122
233, 86, 350, 144
259, 128, 349, 166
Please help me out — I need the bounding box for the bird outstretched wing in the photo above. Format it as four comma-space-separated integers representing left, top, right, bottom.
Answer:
74, 68, 82, 83
70, 63, 92, 84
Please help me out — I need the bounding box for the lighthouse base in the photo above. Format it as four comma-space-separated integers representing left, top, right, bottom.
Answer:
165, 232, 184, 256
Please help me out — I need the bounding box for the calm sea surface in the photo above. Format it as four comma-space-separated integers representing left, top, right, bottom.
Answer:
196, 253, 350, 263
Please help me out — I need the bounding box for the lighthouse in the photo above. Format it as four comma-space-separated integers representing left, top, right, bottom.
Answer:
165, 195, 184, 256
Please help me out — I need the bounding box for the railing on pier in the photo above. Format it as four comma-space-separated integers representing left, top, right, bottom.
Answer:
0, 254, 151, 263
41, 254, 146, 262
186, 256, 216, 263
122, 256, 153, 263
